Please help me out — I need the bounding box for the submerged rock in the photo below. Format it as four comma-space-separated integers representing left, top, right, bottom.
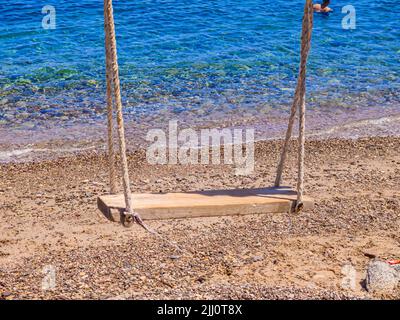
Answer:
365, 260, 399, 295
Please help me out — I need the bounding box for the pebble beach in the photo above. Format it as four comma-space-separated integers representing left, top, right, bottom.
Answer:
1, 136, 399, 299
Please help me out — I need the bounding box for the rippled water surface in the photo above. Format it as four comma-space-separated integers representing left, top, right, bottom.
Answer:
0, 0, 399, 135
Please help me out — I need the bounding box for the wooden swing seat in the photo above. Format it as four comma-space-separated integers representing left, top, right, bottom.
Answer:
97, 187, 314, 222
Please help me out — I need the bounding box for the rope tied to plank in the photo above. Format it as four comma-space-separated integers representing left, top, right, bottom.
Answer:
104, 0, 144, 226
104, 0, 184, 253
275, 0, 314, 213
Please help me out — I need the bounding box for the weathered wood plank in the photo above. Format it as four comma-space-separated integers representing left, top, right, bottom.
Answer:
97, 187, 314, 222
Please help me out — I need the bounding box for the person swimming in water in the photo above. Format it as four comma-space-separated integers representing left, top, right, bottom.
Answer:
313, 0, 333, 13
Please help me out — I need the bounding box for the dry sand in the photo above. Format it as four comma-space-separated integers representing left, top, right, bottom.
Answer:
0, 136, 399, 300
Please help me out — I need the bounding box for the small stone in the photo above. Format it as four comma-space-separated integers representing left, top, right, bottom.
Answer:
1, 291, 12, 299
363, 251, 377, 259
169, 255, 180, 260
365, 260, 399, 295
0, 98, 9, 105
251, 255, 264, 262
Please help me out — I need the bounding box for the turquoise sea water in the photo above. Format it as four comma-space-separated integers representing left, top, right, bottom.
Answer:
0, 0, 399, 133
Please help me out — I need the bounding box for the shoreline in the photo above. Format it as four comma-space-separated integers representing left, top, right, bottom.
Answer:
1, 109, 400, 163
1, 135, 399, 299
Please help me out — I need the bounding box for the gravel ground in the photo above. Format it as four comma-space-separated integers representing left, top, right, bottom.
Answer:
0, 136, 399, 300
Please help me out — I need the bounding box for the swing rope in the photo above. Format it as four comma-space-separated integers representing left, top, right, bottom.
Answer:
104, 0, 143, 225
104, 0, 178, 241
275, 0, 313, 212
104, 1, 117, 195
103, 0, 314, 227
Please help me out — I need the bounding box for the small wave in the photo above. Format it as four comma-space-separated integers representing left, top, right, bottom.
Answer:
309, 114, 400, 139
0, 148, 38, 161
0, 146, 96, 162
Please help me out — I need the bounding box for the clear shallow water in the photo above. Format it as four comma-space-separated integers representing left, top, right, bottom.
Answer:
0, 0, 399, 133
